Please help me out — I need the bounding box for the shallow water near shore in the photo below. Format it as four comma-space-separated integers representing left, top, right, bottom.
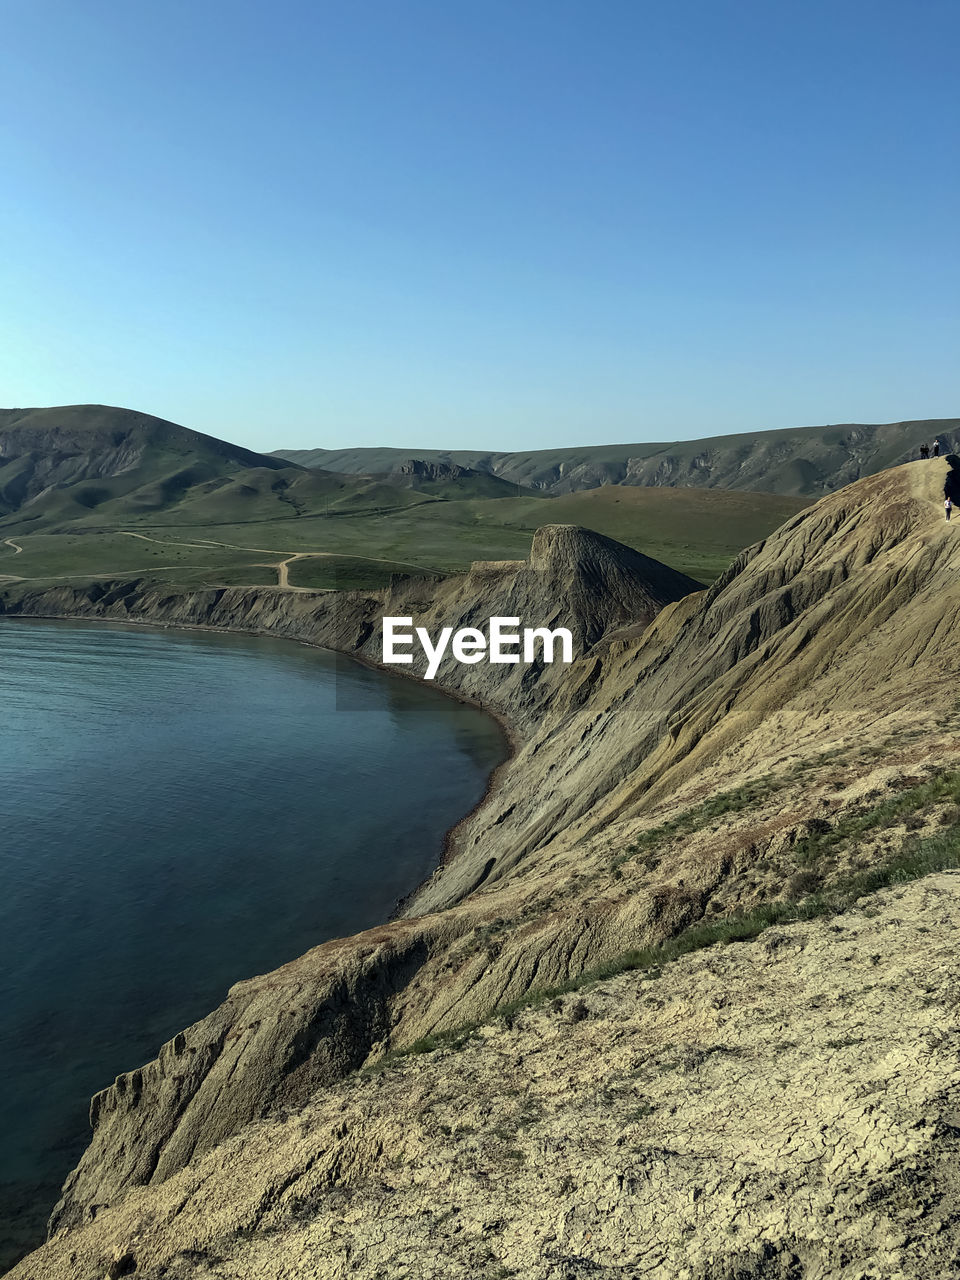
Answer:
0, 617, 507, 1267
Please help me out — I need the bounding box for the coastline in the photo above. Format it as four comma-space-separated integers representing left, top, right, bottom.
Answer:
331, 642, 519, 904
0, 603, 514, 1272
4, 537, 647, 1255
0, 605, 518, 913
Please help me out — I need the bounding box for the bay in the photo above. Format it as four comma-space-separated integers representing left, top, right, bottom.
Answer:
0, 618, 506, 1267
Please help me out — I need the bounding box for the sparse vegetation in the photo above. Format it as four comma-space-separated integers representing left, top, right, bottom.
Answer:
612, 779, 786, 867
612, 749, 859, 870
276, 418, 960, 501
793, 769, 960, 868
625, 1102, 657, 1121
362, 1024, 480, 1075
378, 807, 960, 1070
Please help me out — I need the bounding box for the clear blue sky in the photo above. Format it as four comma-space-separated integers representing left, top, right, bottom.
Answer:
1, 0, 957, 453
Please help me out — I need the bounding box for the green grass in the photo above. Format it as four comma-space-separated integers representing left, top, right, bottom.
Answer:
510, 781, 960, 1019
612, 748, 851, 870
286, 555, 444, 591
0, 415, 811, 590
0, 487, 796, 588
410, 487, 809, 583
487, 826, 960, 1036
0, 509, 537, 588
363, 1024, 481, 1074
793, 768, 960, 866
612, 774, 806, 868
0, 531, 277, 585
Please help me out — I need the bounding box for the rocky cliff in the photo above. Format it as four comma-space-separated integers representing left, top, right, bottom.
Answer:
381, 457, 516, 494
0, 524, 699, 1239
7, 460, 960, 1278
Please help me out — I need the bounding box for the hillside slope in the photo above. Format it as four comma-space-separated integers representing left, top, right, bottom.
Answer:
407, 485, 810, 583
381, 457, 541, 499
0, 406, 445, 545
0, 407, 810, 590
0, 405, 291, 515
274, 416, 960, 496
12, 871, 960, 1279
414, 456, 960, 909
6, 458, 960, 1276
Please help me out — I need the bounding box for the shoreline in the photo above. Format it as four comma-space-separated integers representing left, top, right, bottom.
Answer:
0, 602, 517, 1271
332, 641, 520, 910
0, 604, 519, 916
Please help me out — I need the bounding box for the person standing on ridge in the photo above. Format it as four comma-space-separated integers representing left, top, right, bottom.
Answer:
921, 443, 930, 459
946, 496, 953, 521
933, 441, 941, 457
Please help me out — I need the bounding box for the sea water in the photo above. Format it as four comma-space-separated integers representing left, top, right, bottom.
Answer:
0, 618, 506, 1264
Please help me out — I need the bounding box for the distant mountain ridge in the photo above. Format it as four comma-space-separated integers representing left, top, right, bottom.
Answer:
0, 406, 539, 528
7, 407, 957, 513
272, 417, 960, 497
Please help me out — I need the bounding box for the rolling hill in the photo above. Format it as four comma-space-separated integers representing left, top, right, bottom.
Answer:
272, 416, 960, 496
0, 406, 436, 536
0, 405, 809, 589
0, 407, 539, 533
0, 404, 292, 516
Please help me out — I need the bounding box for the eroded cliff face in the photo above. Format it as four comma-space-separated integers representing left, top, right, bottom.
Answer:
411, 462, 960, 912
6, 461, 960, 1275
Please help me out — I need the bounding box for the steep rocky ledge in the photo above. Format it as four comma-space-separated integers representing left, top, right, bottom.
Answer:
7, 461, 960, 1277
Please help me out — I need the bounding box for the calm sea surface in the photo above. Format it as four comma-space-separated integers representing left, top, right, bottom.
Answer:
0, 618, 506, 1263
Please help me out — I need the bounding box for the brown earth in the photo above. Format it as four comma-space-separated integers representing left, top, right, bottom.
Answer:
10, 871, 960, 1279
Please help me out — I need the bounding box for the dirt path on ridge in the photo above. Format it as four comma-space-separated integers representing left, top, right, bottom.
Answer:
0, 530, 427, 592
118, 531, 426, 589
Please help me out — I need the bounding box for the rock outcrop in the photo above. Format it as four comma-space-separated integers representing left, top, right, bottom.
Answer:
7, 460, 960, 1277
